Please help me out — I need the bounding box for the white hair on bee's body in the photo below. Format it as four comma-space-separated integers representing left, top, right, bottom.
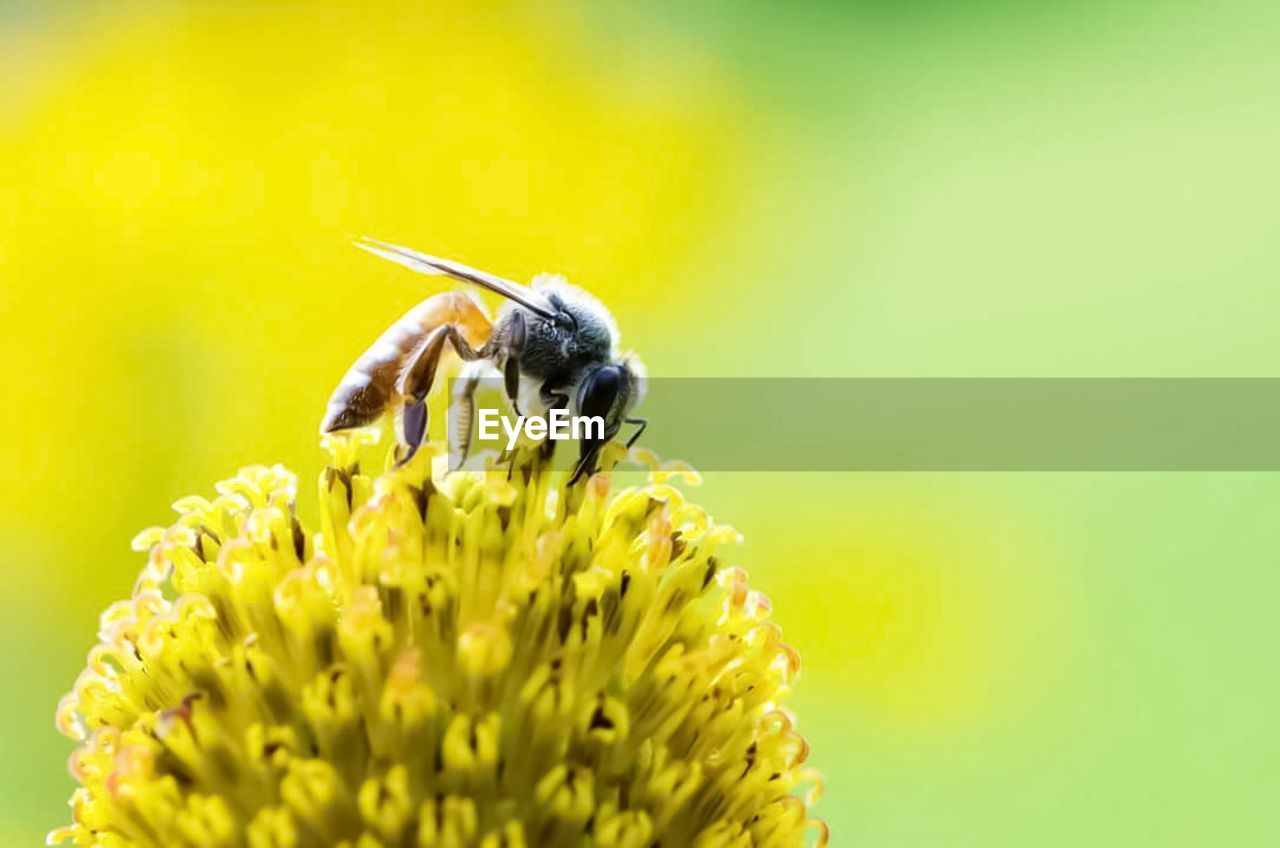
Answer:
530, 272, 570, 290
623, 351, 647, 405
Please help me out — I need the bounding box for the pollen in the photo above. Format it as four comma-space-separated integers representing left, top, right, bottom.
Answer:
51, 440, 825, 847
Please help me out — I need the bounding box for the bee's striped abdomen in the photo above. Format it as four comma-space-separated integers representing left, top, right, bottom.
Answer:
321, 291, 491, 434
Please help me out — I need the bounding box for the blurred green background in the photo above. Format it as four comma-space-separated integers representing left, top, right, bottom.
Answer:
3, 0, 1279, 844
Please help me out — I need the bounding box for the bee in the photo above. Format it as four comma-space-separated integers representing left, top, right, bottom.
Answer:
322, 237, 647, 482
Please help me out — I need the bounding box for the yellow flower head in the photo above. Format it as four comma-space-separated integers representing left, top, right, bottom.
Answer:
53, 439, 824, 847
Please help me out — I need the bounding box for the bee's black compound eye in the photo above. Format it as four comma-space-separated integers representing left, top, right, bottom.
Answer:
570, 364, 628, 484
578, 364, 625, 422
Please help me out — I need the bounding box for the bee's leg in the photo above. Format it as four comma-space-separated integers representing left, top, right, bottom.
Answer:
527, 383, 572, 475
393, 324, 483, 466
624, 417, 648, 448
568, 442, 609, 486
396, 400, 429, 466
448, 364, 484, 471
568, 407, 607, 485
539, 385, 569, 411
503, 311, 526, 416
398, 324, 483, 401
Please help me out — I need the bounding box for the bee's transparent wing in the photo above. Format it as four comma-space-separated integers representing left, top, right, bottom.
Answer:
355, 237, 555, 319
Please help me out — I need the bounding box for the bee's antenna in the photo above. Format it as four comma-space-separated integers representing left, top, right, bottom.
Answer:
354, 237, 557, 319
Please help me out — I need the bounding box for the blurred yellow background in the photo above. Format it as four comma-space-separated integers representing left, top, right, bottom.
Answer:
4, 0, 1280, 844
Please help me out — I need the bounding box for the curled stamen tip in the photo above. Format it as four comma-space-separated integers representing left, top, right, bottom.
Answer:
778, 642, 803, 677
746, 590, 772, 617
807, 819, 832, 847
171, 495, 213, 515
130, 527, 165, 552
55, 696, 85, 741
708, 523, 743, 545
630, 446, 662, 469
656, 460, 701, 486
799, 768, 825, 806
46, 826, 77, 846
